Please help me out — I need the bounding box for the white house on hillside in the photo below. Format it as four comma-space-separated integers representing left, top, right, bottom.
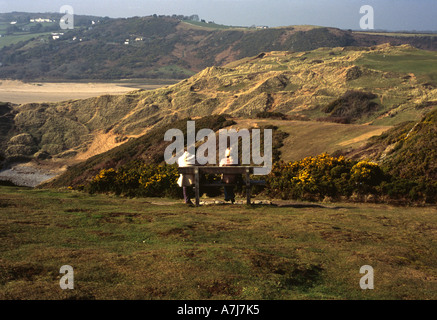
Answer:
30, 18, 54, 23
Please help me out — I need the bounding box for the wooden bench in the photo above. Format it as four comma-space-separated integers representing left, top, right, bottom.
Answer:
178, 166, 266, 206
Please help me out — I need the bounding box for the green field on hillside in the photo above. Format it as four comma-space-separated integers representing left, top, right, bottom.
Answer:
181, 20, 244, 30
0, 32, 51, 49
354, 31, 437, 38
356, 48, 437, 83
1, 186, 436, 300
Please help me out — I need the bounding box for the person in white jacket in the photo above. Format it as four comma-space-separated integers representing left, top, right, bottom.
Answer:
219, 147, 238, 203
177, 150, 195, 204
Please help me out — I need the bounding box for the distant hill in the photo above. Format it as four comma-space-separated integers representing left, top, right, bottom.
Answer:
0, 12, 103, 49
1, 45, 436, 172
0, 11, 102, 29
0, 14, 436, 81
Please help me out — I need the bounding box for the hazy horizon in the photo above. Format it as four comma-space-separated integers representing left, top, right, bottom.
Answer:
1, 0, 437, 31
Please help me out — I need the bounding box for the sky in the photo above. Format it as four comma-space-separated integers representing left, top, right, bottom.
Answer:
1, 0, 436, 31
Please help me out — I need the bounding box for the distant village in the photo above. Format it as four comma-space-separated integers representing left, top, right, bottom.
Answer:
3, 16, 97, 41
3, 14, 268, 44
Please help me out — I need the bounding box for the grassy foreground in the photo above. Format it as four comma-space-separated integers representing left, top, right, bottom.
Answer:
0, 186, 436, 300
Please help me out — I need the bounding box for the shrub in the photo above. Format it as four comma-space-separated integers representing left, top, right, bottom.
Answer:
350, 161, 384, 193
85, 153, 435, 204
323, 90, 379, 123
265, 154, 392, 201
255, 111, 287, 120
266, 154, 356, 201
266, 153, 435, 203
137, 164, 180, 198
87, 163, 180, 198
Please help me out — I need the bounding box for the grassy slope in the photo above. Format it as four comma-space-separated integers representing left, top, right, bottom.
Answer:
355, 47, 437, 85
0, 32, 52, 49
1, 186, 436, 300
180, 20, 245, 30
347, 108, 437, 181
234, 119, 391, 162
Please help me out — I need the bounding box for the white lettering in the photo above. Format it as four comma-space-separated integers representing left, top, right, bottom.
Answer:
360, 265, 374, 289
360, 5, 374, 30
60, 5, 74, 30
59, 265, 74, 290
164, 121, 273, 174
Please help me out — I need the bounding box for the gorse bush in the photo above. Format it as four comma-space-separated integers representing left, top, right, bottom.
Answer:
265, 154, 432, 203
88, 163, 180, 198
85, 153, 435, 204
87, 162, 232, 199
350, 161, 385, 193
267, 153, 357, 201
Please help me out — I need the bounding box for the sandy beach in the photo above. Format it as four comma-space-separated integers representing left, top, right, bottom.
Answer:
0, 162, 66, 187
0, 80, 166, 104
